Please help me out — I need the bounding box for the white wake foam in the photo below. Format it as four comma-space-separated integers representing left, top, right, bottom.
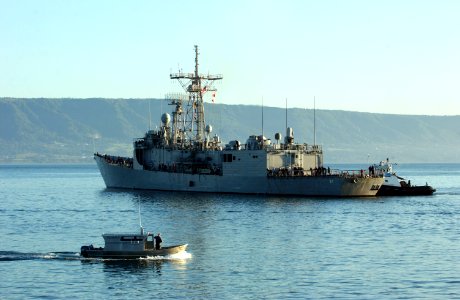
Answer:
141, 251, 192, 261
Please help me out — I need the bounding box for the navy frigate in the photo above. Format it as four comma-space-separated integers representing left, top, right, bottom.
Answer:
94, 46, 383, 197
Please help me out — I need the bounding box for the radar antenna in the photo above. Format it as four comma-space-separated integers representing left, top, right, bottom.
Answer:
169, 45, 223, 149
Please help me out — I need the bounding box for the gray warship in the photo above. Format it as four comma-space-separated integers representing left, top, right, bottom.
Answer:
95, 46, 383, 197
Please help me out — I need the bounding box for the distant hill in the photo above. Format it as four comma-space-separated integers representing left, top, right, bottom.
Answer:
1, 98, 459, 163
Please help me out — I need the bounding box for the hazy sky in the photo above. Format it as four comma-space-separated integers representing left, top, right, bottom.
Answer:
1, 0, 459, 115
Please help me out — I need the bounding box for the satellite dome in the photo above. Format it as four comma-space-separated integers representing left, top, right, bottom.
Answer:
206, 124, 213, 134
161, 113, 171, 125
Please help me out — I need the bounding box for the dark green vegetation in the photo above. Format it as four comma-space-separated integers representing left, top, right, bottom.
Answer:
1, 98, 459, 163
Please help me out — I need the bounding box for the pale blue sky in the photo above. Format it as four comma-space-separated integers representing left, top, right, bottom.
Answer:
1, 0, 459, 115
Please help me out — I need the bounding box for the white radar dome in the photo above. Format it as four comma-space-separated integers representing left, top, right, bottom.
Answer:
206, 124, 213, 134
161, 113, 171, 125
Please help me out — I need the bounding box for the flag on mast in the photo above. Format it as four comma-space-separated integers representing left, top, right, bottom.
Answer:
212, 92, 216, 103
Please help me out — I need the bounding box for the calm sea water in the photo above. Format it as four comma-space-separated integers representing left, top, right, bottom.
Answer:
0, 163, 459, 299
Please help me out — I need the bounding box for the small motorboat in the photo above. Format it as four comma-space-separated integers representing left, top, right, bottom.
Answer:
80, 227, 187, 259
377, 180, 436, 196
371, 159, 436, 196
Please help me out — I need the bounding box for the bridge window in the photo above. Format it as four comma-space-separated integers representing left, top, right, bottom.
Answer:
120, 236, 144, 242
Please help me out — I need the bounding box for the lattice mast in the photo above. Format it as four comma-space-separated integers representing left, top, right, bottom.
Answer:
170, 45, 222, 148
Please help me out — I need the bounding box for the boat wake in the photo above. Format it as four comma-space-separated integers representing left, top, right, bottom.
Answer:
0, 251, 81, 261
140, 251, 192, 261
0, 250, 192, 262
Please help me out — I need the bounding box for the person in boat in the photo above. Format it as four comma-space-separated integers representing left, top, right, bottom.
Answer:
154, 233, 162, 250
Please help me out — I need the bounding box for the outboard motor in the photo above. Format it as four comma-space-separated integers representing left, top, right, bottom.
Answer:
80, 245, 92, 258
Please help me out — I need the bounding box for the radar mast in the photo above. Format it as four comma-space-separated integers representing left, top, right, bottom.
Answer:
169, 45, 222, 149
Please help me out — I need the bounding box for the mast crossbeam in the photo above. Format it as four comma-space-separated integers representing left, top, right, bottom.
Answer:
167, 45, 222, 148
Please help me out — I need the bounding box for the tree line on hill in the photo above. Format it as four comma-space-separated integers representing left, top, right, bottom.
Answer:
1, 98, 459, 163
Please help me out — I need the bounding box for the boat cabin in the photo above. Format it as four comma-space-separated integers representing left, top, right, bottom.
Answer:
102, 231, 155, 252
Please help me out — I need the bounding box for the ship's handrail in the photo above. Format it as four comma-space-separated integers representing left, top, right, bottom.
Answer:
170, 72, 195, 79
224, 143, 323, 152
267, 167, 382, 178
95, 153, 133, 169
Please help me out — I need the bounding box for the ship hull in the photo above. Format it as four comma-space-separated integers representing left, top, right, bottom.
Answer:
95, 156, 382, 197
81, 244, 188, 259
376, 185, 436, 196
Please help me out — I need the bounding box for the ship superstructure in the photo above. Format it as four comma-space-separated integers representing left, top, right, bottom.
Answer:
94, 46, 383, 196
